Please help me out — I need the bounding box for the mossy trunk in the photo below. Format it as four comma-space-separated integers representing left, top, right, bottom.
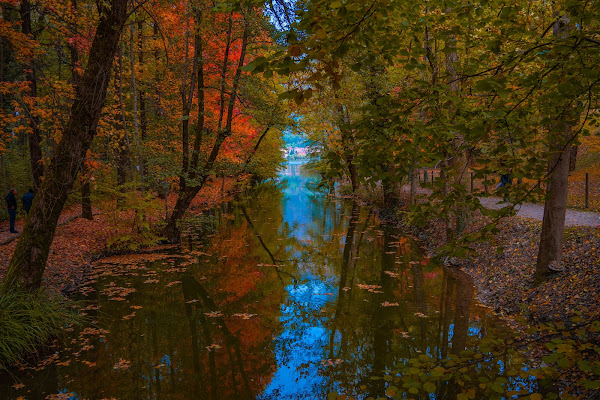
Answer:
2, 0, 128, 293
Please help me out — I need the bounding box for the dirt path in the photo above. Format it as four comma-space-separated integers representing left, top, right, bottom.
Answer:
0, 205, 97, 245
479, 197, 600, 227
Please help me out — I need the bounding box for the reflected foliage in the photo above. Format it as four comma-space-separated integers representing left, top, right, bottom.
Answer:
0, 161, 541, 399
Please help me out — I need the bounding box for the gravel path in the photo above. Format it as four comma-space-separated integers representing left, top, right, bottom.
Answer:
479, 197, 600, 227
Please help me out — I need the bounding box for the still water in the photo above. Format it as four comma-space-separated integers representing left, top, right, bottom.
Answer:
1, 161, 529, 399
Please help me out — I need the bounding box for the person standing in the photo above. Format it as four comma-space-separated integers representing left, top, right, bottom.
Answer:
22, 188, 34, 214
5, 187, 18, 233
496, 169, 512, 189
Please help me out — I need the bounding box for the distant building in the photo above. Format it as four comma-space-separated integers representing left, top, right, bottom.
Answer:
285, 146, 309, 160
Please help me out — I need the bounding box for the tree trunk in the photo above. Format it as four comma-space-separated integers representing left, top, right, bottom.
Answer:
1, 154, 7, 196
2, 0, 128, 292
347, 153, 359, 194
443, 8, 469, 241
235, 125, 272, 183
569, 145, 578, 172
116, 43, 131, 195
409, 168, 418, 205
337, 106, 358, 194
138, 19, 148, 183
535, 12, 575, 283
20, 0, 43, 190
81, 163, 93, 220
129, 20, 142, 181
382, 177, 398, 210
535, 124, 571, 282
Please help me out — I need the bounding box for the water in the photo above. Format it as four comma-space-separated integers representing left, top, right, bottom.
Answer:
0, 161, 532, 399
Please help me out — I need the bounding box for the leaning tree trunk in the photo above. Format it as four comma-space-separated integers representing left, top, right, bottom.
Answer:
2, 0, 128, 292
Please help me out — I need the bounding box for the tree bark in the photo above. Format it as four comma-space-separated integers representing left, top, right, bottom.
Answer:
81, 162, 93, 220
337, 105, 358, 194
129, 20, 142, 183
1, 154, 7, 196
116, 43, 132, 193
2, 0, 129, 292
443, 8, 469, 241
535, 13, 575, 283
535, 124, 571, 282
382, 178, 398, 210
569, 145, 577, 172
20, 0, 43, 190
138, 19, 148, 183
0, 32, 6, 197
409, 169, 418, 205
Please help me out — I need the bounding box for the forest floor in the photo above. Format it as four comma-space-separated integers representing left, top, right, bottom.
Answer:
0, 178, 238, 293
397, 185, 600, 327
430, 213, 600, 328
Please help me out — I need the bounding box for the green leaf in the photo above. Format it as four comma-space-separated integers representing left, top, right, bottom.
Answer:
423, 382, 436, 393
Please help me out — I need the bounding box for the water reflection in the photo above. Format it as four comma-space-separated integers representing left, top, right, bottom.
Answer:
0, 161, 528, 399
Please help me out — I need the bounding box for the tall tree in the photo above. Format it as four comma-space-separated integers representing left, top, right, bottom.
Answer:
19, 0, 43, 189
164, 6, 252, 243
535, 12, 578, 281
3, 0, 130, 292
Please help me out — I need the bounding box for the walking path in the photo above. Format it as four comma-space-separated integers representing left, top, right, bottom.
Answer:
479, 197, 600, 227
0, 207, 101, 245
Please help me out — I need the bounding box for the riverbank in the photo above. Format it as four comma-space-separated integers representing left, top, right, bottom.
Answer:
0, 178, 239, 293
320, 179, 600, 325
329, 179, 600, 396
407, 198, 600, 398
417, 213, 600, 327
387, 181, 600, 328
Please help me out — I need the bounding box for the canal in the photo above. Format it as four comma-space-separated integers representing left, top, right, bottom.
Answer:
0, 161, 531, 399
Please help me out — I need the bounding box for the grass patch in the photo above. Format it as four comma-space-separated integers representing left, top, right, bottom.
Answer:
0, 290, 80, 370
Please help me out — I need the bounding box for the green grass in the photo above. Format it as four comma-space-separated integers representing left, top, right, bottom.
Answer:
0, 290, 80, 370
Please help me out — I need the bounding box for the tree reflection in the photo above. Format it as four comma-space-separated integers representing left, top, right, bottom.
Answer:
0, 165, 529, 400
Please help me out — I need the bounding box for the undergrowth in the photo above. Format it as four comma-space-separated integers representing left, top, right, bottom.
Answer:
0, 290, 80, 370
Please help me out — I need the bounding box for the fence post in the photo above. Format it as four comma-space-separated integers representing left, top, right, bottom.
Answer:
585, 172, 589, 209
431, 171, 434, 183
424, 170, 428, 183
470, 172, 474, 192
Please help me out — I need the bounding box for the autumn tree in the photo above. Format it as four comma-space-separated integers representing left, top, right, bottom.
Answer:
162, 0, 285, 243
3, 0, 130, 292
